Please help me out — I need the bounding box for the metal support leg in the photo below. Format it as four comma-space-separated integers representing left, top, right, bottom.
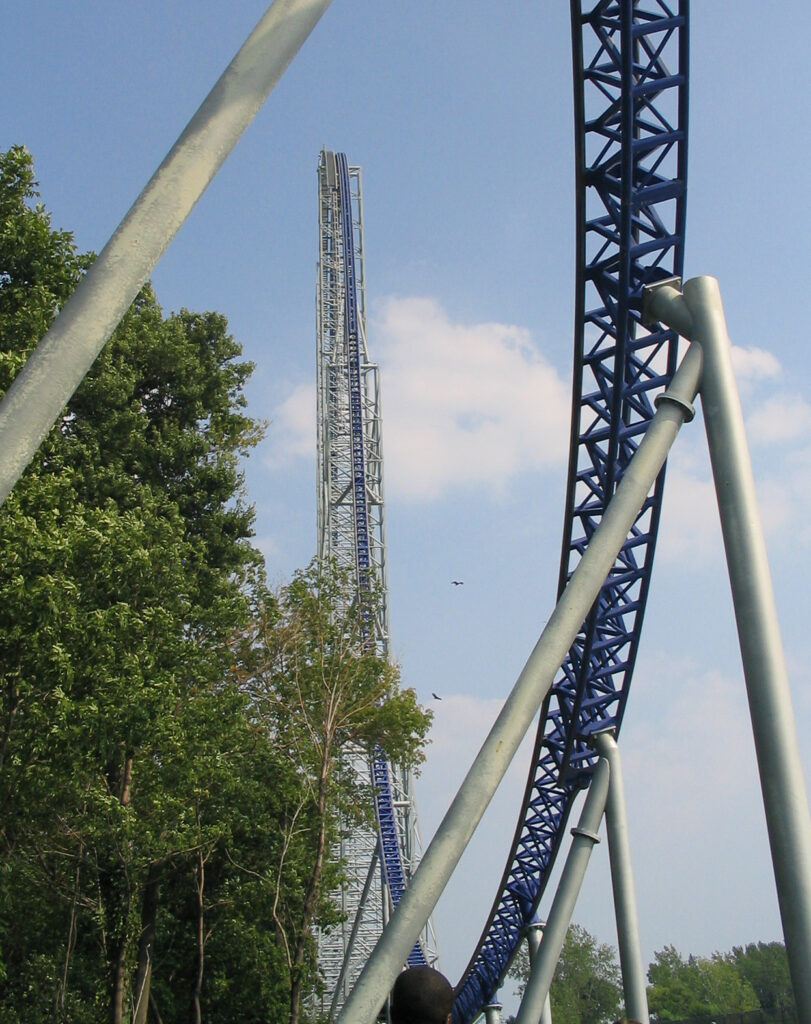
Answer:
593, 732, 648, 1024
335, 345, 702, 1024
526, 923, 553, 1024
0, 0, 333, 506
644, 275, 811, 1020
483, 1002, 502, 1024
514, 759, 611, 1024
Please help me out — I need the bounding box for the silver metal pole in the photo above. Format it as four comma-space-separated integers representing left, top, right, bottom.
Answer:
526, 923, 553, 1024
335, 344, 703, 1024
514, 759, 611, 1024
483, 1002, 502, 1024
593, 731, 648, 1024
0, 0, 333, 507
645, 275, 811, 1019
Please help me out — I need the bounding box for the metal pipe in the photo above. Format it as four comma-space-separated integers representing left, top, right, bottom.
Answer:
483, 1002, 502, 1024
526, 923, 553, 1024
514, 759, 611, 1024
335, 343, 703, 1024
0, 0, 333, 506
593, 731, 648, 1024
678, 275, 811, 1019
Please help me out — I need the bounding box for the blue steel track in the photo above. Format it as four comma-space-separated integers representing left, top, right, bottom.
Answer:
335, 153, 425, 967
453, 3, 688, 1020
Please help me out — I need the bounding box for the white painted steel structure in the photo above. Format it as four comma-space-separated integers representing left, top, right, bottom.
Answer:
314, 149, 437, 1018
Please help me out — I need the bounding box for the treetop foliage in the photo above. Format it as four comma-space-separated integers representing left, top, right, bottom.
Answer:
0, 145, 433, 1024
507, 924, 795, 1024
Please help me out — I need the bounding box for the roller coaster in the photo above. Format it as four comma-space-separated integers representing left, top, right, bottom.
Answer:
1, 1, 810, 1022
454, 4, 688, 1018
316, 5, 689, 1017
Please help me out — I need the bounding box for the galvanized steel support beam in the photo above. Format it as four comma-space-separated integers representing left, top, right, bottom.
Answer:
526, 923, 553, 1024
336, 342, 702, 1024
645, 275, 811, 1021
514, 758, 610, 1024
593, 731, 648, 1024
0, 0, 332, 507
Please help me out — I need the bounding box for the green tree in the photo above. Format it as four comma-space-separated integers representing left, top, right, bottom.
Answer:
235, 560, 433, 1024
647, 945, 759, 1022
509, 923, 622, 1024
0, 143, 434, 1024
0, 145, 267, 1022
730, 941, 795, 1022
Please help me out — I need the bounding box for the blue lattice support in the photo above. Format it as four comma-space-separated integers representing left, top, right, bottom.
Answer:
452, 3, 688, 1019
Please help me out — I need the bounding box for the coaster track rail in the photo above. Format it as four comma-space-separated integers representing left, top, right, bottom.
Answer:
452, 4, 689, 1019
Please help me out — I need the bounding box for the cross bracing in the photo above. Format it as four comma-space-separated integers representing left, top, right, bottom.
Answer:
452, 3, 688, 1019
315, 149, 437, 1017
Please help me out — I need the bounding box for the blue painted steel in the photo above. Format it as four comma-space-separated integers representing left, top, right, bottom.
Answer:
335, 154, 425, 968
452, 4, 688, 1020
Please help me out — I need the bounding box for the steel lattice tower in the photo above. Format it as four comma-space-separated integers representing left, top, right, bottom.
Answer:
314, 149, 438, 1018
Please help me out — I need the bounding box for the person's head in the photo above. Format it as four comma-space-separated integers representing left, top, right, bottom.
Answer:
390, 966, 454, 1024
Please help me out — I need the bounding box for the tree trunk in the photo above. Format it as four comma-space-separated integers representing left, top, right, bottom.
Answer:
105, 752, 135, 1024
192, 848, 206, 1024
110, 937, 128, 1024
56, 858, 81, 1015
288, 753, 331, 1024
133, 861, 161, 1024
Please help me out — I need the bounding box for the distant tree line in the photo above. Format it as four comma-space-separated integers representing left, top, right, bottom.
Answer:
0, 146, 431, 1024
508, 926, 796, 1024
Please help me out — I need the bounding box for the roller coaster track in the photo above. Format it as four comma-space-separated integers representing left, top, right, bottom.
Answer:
334, 153, 425, 966
453, 3, 688, 1019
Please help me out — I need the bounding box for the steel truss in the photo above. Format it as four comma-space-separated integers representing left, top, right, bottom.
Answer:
453, 4, 688, 1020
315, 150, 436, 1017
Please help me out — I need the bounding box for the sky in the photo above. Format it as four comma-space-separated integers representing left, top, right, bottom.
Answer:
4, 0, 811, 1014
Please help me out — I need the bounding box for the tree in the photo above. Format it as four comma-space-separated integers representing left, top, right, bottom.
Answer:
0, 144, 434, 1024
731, 941, 795, 1022
0, 145, 267, 1022
235, 560, 433, 1024
509, 923, 622, 1024
647, 945, 759, 1022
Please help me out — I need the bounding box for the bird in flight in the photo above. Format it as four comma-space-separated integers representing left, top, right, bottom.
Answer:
432, 692, 442, 700
451, 580, 464, 586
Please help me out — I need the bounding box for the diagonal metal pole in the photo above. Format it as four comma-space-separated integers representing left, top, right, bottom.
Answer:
0, 0, 332, 507
526, 924, 553, 1024
514, 758, 611, 1024
335, 341, 703, 1024
593, 730, 648, 1024
644, 275, 811, 1021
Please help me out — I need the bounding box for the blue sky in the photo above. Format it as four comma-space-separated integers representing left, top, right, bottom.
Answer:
5, 0, 811, 1010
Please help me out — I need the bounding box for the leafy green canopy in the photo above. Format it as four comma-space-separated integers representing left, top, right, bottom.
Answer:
508, 923, 621, 1024
0, 145, 268, 1022
507, 924, 795, 1024
0, 147, 433, 1024
647, 942, 795, 1023
235, 559, 432, 1024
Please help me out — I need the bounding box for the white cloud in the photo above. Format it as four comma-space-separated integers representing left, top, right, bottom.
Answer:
264, 296, 571, 503
746, 392, 811, 444
264, 381, 314, 468
372, 296, 570, 500
731, 344, 781, 384
656, 443, 724, 563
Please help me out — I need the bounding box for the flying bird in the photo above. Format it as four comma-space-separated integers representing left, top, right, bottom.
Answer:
451, 580, 464, 586
432, 692, 442, 700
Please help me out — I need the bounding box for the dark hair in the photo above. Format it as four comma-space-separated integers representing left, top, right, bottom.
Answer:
390, 966, 454, 1024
